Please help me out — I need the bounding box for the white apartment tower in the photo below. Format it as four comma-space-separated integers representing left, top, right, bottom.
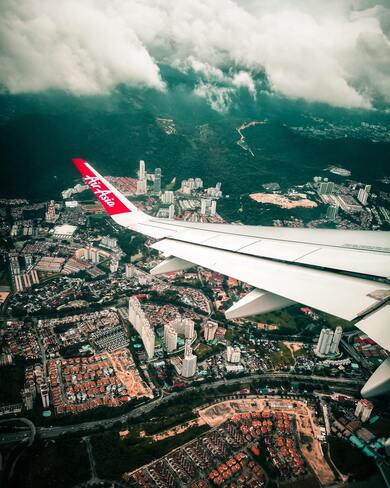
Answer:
316, 327, 343, 356
164, 324, 178, 352
161, 191, 175, 204
168, 204, 175, 219
204, 321, 218, 341
125, 263, 133, 279
128, 296, 155, 359
200, 198, 209, 215
210, 200, 217, 216
226, 345, 241, 363
164, 318, 194, 352
329, 326, 343, 354
317, 328, 334, 355
182, 339, 197, 378
40, 382, 50, 409
355, 399, 374, 422
139, 160, 146, 180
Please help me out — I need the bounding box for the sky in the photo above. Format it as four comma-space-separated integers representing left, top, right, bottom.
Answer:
0, 0, 389, 110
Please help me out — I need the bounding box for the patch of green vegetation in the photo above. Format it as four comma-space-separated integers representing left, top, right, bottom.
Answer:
254, 308, 299, 333
368, 417, 390, 437
195, 342, 224, 361
319, 312, 354, 331
91, 424, 209, 480
268, 341, 294, 367
328, 436, 377, 481
11, 437, 90, 488
0, 362, 25, 404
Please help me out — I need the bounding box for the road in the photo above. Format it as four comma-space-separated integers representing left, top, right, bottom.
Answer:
0, 372, 363, 445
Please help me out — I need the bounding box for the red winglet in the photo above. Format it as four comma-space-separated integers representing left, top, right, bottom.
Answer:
72, 158, 131, 215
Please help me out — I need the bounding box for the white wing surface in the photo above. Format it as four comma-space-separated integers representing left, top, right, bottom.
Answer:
73, 159, 390, 397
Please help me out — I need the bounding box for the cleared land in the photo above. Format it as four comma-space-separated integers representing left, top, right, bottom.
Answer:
249, 192, 317, 209
198, 397, 335, 486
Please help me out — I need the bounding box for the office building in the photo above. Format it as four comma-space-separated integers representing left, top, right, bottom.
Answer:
182, 339, 197, 378
355, 399, 374, 422
204, 321, 218, 341
326, 204, 339, 220
168, 204, 175, 219
226, 345, 241, 363
128, 296, 155, 359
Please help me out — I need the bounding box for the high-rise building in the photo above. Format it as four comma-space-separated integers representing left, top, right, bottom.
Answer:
194, 178, 203, 189
125, 263, 133, 279
136, 178, 147, 195
364, 185, 371, 194
329, 326, 343, 354
161, 191, 175, 204
168, 204, 175, 219
167, 318, 194, 339
317, 328, 334, 355
210, 200, 217, 216
316, 327, 343, 356
139, 160, 145, 180
358, 188, 368, 206
226, 345, 241, 363
216, 182, 222, 191
153, 168, 162, 194
128, 296, 155, 359
200, 198, 209, 215
45, 200, 58, 223
110, 259, 119, 273
355, 399, 374, 422
319, 181, 335, 195
101, 236, 118, 249
326, 204, 339, 220
22, 388, 34, 410
40, 382, 50, 409
164, 324, 178, 352
182, 339, 197, 378
204, 321, 218, 341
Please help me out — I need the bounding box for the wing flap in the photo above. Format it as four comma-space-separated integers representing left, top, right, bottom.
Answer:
355, 304, 390, 350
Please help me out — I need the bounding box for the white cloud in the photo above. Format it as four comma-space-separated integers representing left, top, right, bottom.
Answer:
232, 71, 256, 98
194, 83, 234, 112
0, 0, 389, 109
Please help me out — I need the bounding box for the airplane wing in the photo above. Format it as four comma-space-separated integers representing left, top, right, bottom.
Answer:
73, 158, 390, 397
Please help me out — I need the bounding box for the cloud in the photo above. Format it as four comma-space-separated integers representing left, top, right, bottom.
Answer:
0, 0, 389, 109
0, 0, 164, 94
194, 83, 234, 112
